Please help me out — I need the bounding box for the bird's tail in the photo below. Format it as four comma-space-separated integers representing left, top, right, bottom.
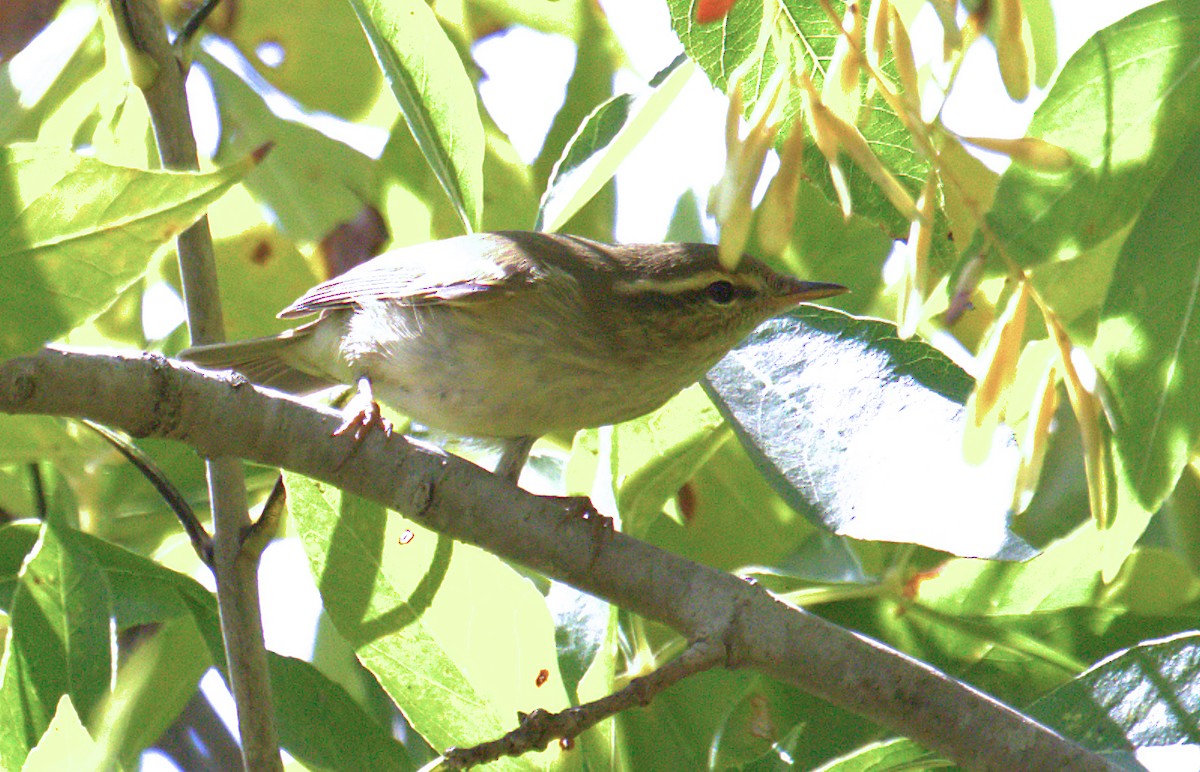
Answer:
179, 323, 339, 395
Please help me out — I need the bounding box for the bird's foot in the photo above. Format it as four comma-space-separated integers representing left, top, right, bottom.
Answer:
557, 496, 615, 568
559, 496, 614, 531
334, 379, 392, 441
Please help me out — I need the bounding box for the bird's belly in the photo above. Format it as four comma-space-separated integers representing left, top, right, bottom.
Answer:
364, 346, 678, 438
334, 302, 702, 439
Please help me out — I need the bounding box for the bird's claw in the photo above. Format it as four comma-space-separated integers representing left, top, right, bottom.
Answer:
560, 496, 614, 533
334, 396, 392, 442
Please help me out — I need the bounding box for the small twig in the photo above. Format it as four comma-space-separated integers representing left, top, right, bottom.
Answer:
241, 475, 286, 559
27, 462, 47, 518
441, 640, 724, 769
81, 419, 213, 565
175, 0, 223, 49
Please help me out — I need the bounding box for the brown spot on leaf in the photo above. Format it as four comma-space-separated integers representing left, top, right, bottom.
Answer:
676, 481, 698, 523
251, 141, 275, 164
250, 239, 272, 265
320, 205, 388, 278
535, 668, 549, 687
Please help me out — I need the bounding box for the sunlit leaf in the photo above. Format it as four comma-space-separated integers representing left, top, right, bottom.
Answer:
203, 52, 378, 246
537, 55, 692, 233
1031, 633, 1200, 755
1093, 134, 1200, 510
285, 473, 567, 767
0, 521, 414, 771
704, 306, 1035, 559
20, 696, 103, 772
0, 522, 113, 770
349, 0, 484, 233
167, 0, 381, 120
0, 145, 250, 358
986, 0, 1200, 271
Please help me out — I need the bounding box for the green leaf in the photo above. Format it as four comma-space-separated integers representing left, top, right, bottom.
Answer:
0, 521, 414, 771
349, 0, 484, 233
285, 473, 568, 767
536, 54, 693, 233
986, 0, 1200, 271
269, 654, 416, 772
811, 738, 943, 771
175, 0, 383, 120
1023, 0, 1058, 88
1030, 632, 1200, 755
0, 5, 104, 146
610, 384, 729, 536
703, 306, 1036, 560
1093, 134, 1200, 509
0, 145, 249, 358
94, 615, 211, 770
531, 0, 619, 190
20, 695, 103, 772
620, 669, 874, 771
202, 52, 378, 246
0, 522, 114, 770
640, 433, 819, 574
0, 416, 96, 467
667, 0, 926, 240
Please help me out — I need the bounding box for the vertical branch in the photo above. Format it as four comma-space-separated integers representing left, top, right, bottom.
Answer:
108, 1, 282, 769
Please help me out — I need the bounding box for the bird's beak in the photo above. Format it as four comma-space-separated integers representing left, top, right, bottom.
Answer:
793, 281, 848, 301
774, 280, 848, 311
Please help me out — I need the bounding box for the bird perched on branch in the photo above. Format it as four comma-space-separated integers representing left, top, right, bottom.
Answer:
181, 231, 845, 480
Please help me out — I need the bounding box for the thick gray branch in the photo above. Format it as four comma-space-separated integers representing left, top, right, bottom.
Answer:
0, 349, 1108, 771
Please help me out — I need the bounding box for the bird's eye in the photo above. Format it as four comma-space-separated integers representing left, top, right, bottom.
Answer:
706, 280, 736, 304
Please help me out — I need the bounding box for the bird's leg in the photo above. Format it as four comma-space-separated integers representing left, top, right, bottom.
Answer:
334, 377, 392, 441
495, 436, 614, 553
494, 436, 536, 484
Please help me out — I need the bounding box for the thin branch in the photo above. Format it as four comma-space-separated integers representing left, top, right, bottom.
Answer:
241, 476, 286, 560
109, 0, 281, 768
176, 0, 223, 50
443, 639, 724, 769
27, 462, 46, 518
81, 419, 213, 565
0, 349, 1112, 772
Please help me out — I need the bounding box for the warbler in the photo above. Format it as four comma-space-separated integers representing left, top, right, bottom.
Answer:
181, 231, 845, 478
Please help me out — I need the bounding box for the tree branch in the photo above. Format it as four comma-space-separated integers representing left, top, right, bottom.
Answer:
109, 0, 281, 768
0, 349, 1110, 771
444, 639, 725, 768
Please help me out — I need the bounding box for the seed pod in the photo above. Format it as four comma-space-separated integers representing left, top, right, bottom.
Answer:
960, 135, 1073, 171
756, 115, 806, 257
888, 6, 921, 115
928, 0, 963, 58
996, 0, 1031, 101
799, 70, 854, 217
897, 174, 937, 339
971, 279, 1030, 427
711, 73, 784, 268
1012, 358, 1059, 514
1046, 308, 1112, 528
821, 106, 919, 221
823, 2, 865, 123
866, 0, 890, 70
